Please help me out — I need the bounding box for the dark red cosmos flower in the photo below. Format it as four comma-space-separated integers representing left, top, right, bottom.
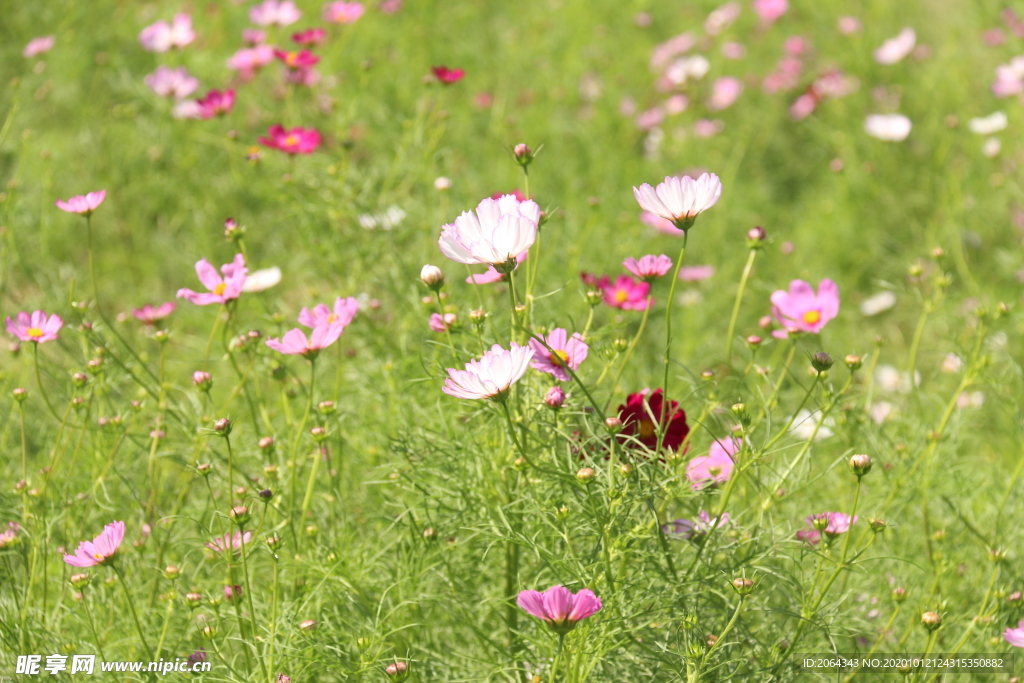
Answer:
617, 389, 689, 453
432, 65, 465, 84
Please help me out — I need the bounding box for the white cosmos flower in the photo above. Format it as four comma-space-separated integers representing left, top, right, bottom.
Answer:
788, 409, 834, 441
242, 266, 282, 293
860, 291, 896, 316
875, 364, 920, 394
865, 114, 912, 141
968, 111, 1008, 135
874, 27, 916, 64
632, 173, 722, 229
439, 195, 540, 268
442, 343, 534, 401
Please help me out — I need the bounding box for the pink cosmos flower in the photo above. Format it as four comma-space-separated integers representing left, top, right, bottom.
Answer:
694, 119, 723, 138
708, 77, 743, 111
380, 0, 402, 13
197, 89, 235, 119
432, 66, 465, 84
298, 297, 359, 329
205, 531, 252, 554
133, 302, 176, 325
55, 190, 106, 215
139, 14, 195, 53
686, 438, 737, 490
228, 46, 275, 80
705, 3, 741, 36
650, 33, 695, 71
790, 93, 817, 120
770, 279, 839, 338
429, 313, 457, 332
323, 1, 365, 23
784, 36, 809, 56
517, 586, 602, 635
678, 265, 715, 282
663, 511, 730, 540
665, 95, 688, 115
602, 276, 650, 310
6, 310, 63, 343
633, 173, 722, 230
528, 328, 588, 382
442, 343, 533, 401
640, 211, 680, 236
623, 255, 672, 281
250, 0, 302, 26
23, 36, 55, 58
874, 28, 916, 65
243, 29, 267, 45
752, 0, 787, 24
796, 528, 820, 545
806, 512, 857, 538
274, 49, 320, 70
173, 100, 202, 120
465, 251, 528, 284
1005, 622, 1024, 648
63, 521, 125, 567
259, 125, 321, 154
292, 28, 327, 45
439, 195, 540, 268
145, 66, 199, 99
636, 107, 665, 131
266, 322, 346, 357
837, 16, 862, 35
176, 254, 247, 306
721, 41, 746, 59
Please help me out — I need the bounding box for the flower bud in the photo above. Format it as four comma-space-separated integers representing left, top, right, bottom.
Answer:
585, 289, 603, 306
892, 587, 907, 603
266, 535, 281, 549
921, 611, 942, 631
299, 619, 317, 631
731, 577, 754, 595
604, 417, 623, 433
224, 584, 242, 601
305, 524, 319, 537
259, 436, 275, 451
224, 217, 245, 241
72, 372, 89, 388
230, 506, 250, 525
848, 454, 872, 477
258, 489, 274, 503
1008, 591, 1023, 606
868, 518, 887, 532
164, 565, 181, 580
196, 463, 212, 477
317, 400, 336, 415
576, 467, 595, 483
12, 387, 28, 403
214, 418, 232, 435
385, 662, 409, 680
619, 463, 634, 477
277, 676, 292, 683
469, 309, 486, 325
513, 143, 534, 166
310, 426, 328, 442
811, 515, 829, 532
70, 573, 90, 588
731, 403, 749, 425
185, 592, 203, 608
746, 226, 767, 248
810, 352, 833, 374
420, 264, 445, 291
511, 457, 527, 471
544, 386, 566, 409
154, 329, 170, 343
746, 335, 762, 349
844, 354, 862, 371
433, 176, 452, 191
612, 338, 629, 353
193, 371, 213, 391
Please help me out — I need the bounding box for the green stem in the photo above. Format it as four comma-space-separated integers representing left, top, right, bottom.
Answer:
239, 524, 271, 683
724, 248, 757, 366
32, 342, 63, 422
658, 233, 688, 453
113, 564, 155, 660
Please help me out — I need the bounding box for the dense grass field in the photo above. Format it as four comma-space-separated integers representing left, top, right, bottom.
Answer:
2, 0, 1024, 681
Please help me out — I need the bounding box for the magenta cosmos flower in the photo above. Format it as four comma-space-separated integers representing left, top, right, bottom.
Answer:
139, 14, 195, 52
517, 585, 602, 635
133, 302, 176, 325
770, 279, 839, 338
443, 343, 533, 401
145, 66, 199, 99
528, 328, 588, 382
686, 437, 737, 490
6, 310, 63, 343
439, 194, 540, 269
56, 190, 106, 215
806, 512, 857, 538
432, 66, 465, 84
205, 531, 252, 554
292, 28, 327, 46
1005, 622, 1024, 647
197, 89, 235, 119
250, 0, 302, 26
602, 275, 650, 310
323, 1, 365, 23
23, 36, 55, 58
298, 296, 359, 330
177, 254, 247, 306
266, 321, 346, 358
64, 521, 125, 567
752, 0, 788, 24
633, 173, 722, 230
259, 125, 321, 155
274, 49, 320, 70
623, 254, 672, 281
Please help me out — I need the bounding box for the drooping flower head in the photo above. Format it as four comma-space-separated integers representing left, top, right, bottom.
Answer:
259, 125, 321, 155
623, 254, 673, 282
439, 195, 540, 269
266, 322, 345, 358
686, 437, 737, 489
528, 329, 589, 382
139, 14, 195, 52
6, 311, 63, 343
633, 173, 722, 231
442, 343, 533, 401
517, 585, 602, 635
56, 190, 106, 215
432, 66, 465, 84
63, 521, 125, 567
663, 510, 730, 541
602, 275, 651, 310
197, 89, 235, 119
770, 278, 839, 338
176, 254, 247, 306
205, 531, 252, 555
145, 66, 200, 99
617, 389, 689, 452
23, 36, 55, 58
133, 302, 176, 325
298, 297, 359, 330
323, 1, 365, 23
250, 0, 302, 26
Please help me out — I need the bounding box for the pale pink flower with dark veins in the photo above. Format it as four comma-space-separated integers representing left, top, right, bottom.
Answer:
686, 437, 737, 490
528, 328, 588, 382
139, 14, 195, 52
517, 585, 602, 634
439, 195, 540, 268
678, 265, 715, 282
874, 28, 916, 64
63, 521, 125, 567
266, 322, 346, 357
56, 190, 106, 215
623, 254, 672, 281
770, 279, 839, 338
176, 254, 247, 306
752, 0, 787, 24
133, 302, 176, 325
633, 173, 722, 229
205, 531, 252, 554
466, 250, 528, 284
708, 77, 743, 111
442, 343, 533, 401
145, 66, 199, 99
6, 310, 63, 343
298, 297, 359, 329
1005, 622, 1024, 648
250, 0, 302, 26
323, 1, 365, 23
23, 36, 55, 58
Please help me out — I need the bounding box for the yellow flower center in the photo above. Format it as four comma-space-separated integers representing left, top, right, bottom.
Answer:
27, 327, 43, 338
93, 552, 105, 560
214, 283, 227, 296
327, 313, 338, 323
614, 290, 628, 303
638, 418, 656, 440
286, 52, 299, 66
802, 310, 821, 325
285, 135, 299, 147
549, 350, 569, 366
